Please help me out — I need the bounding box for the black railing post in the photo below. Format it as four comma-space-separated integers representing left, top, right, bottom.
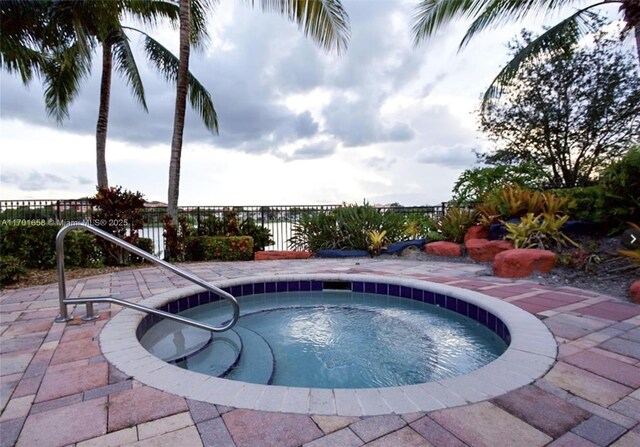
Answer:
56, 200, 61, 221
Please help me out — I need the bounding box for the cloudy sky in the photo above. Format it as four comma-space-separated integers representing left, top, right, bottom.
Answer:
0, 0, 629, 206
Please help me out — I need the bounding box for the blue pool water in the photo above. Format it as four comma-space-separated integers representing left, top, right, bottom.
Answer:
141, 291, 507, 389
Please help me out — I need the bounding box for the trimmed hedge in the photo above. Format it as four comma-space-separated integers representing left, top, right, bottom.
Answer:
185, 236, 253, 262
0, 223, 102, 269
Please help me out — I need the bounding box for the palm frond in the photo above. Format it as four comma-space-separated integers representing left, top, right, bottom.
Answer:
460, 0, 588, 47
111, 25, 148, 112
252, 0, 350, 54
190, 0, 215, 49
42, 31, 94, 123
412, 0, 483, 46
187, 72, 218, 134
125, 0, 180, 27
135, 28, 218, 133
481, 8, 600, 112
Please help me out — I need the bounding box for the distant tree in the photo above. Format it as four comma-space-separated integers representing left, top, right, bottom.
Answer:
479, 22, 640, 188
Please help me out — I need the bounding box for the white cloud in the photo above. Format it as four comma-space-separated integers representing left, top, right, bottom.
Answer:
3, 0, 622, 206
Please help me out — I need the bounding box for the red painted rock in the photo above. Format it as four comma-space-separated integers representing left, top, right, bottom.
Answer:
466, 239, 513, 262
254, 251, 311, 261
493, 248, 556, 278
464, 225, 490, 243
424, 241, 462, 257
630, 280, 640, 304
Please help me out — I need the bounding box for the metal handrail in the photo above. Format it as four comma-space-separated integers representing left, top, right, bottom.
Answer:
54, 222, 239, 332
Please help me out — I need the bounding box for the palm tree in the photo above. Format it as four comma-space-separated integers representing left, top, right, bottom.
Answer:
167, 0, 351, 220
1, 0, 216, 189
411, 0, 640, 108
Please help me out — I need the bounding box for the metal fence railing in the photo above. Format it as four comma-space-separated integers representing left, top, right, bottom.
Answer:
0, 200, 448, 258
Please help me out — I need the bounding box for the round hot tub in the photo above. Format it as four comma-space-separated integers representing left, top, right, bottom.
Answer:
101, 274, 557, 416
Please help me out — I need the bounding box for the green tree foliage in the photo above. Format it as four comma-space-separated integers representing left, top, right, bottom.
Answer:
0, 0, 215, 189
451, 162, 548, 205
411, 0, 640, 107
479, 22, 640, 188
88, 186, 147, 265
599, 145, 640, 229
167, 0, 351, 220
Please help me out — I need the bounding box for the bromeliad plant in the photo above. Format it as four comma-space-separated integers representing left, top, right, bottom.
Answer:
367, 230, 387, 256
477, 185, 571, 227
426, 208, 478, 243
505, 213, 579, 251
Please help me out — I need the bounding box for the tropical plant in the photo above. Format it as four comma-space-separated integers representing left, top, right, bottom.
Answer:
197, 210, 274, 253
557, 248, 603, 272
367, 230, 387, 256
451, 162, 547, 205
1, 0, 215, 189
404, 220, 422, 239
412, 0, 640, 108
185, 235, 253, 262
505, 213, 579, 251
478, 23, 640, 188
436, 208, 478, 243
288, 203, 405, 251
599, 146, 640, 232
88, 185, 146, 265
288, 210, 338, 252
0, 255, 27, 287
167, 0, 351, 220
478, 185, 571, 225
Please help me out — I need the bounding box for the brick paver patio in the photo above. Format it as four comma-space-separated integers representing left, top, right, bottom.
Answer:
1, 258, 639, 446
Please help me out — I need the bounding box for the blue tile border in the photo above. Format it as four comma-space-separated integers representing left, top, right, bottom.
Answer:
136, 279, 511, 345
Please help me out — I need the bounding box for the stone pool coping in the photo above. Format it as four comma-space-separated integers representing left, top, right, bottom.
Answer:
101, 273, 557, 416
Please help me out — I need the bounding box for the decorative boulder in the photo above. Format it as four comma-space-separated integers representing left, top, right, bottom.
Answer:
493, 248, 556, 278
254, 251, 311, 260
424, 241, 462, 257
464, 225, 490, 243
630, 280, 640, 304
466, 239, 513, 262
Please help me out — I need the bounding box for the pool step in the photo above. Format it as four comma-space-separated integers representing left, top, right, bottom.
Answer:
140, 320, 213, 363
223, 326, 275, 385
175, 329, 242, 377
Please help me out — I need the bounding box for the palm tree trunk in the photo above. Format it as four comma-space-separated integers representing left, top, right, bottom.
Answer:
635, 25, 640, 63
96, 41, 112, 189
167, 0, 191, 221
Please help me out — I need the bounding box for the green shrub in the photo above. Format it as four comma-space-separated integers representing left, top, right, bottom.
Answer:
197, 210, 274, 253
130, 237, 154, 264
431, 208, 478, 243
554, 186, 606, 224
288, 211, 338, 252
599, 146, 640, 232
0, 255, 27, 286
0, 223, 102, 269
505, 213, 579, 251
88, 186, 146, 265
451, 163, 548, 205
288, 202, 407, 252
185, 236, 253, 261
